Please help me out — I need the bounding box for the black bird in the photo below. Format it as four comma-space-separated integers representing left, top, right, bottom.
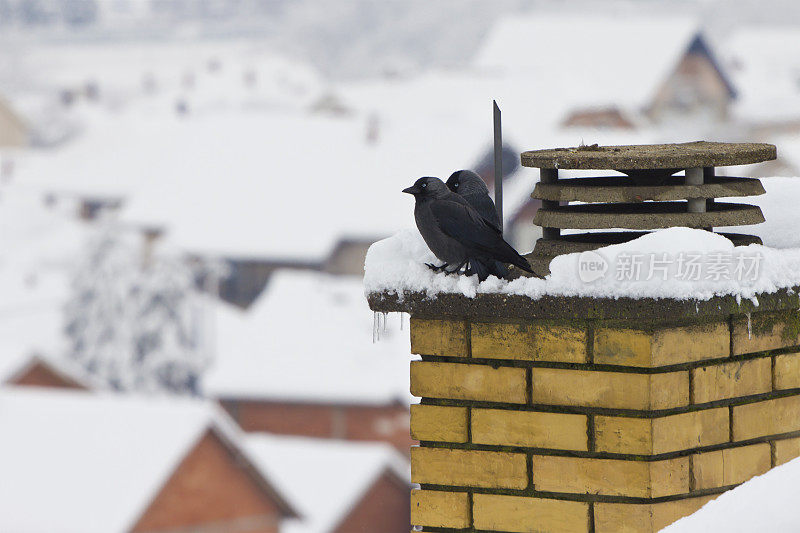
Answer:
402, 177, 533, 281
446, 170, 507, 277
446, 170, 501, 231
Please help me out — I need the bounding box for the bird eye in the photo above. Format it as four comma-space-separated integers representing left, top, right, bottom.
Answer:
421, 182, 427, 188
454, 182, 459, 187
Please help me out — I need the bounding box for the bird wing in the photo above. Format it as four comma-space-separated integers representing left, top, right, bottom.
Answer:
429, 199, 504, 254
466, 193, 502, 233
430, 199, 533, 273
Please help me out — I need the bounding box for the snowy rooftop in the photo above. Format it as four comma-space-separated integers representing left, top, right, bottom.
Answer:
3, 353, 97, 389
4, 40, 323, 118
245, 433, 409, 533
0, 387, 287, 533
0, 184, 87, 380
203, 269, 411, 404
724, 26, 800, 122
365, 177, 800, 304
11, 30, 686, 265
14, 99, 490, 261
475, 13, 701, 110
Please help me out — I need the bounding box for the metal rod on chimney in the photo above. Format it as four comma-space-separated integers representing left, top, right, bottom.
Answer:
686, 167, 706, 213
493, 100, 503, 233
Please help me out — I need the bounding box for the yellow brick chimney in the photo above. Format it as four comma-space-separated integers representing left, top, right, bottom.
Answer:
392, 309, 800, 532
365, 141, 791, 532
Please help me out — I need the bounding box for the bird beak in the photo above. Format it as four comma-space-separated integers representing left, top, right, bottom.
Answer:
402, 185, 419, 195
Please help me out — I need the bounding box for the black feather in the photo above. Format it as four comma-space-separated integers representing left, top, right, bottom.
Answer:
429, 200, 533, 274
463, 192, 501, 232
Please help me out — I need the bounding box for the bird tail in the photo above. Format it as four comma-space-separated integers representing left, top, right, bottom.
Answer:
470, 258, 510, 281
493, 239, 534, 274
490, 260, 510, 278
471, 258, 492, 282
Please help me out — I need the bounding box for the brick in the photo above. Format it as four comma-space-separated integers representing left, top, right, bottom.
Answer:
471, 409, 588, 451
774, 352, 800, 390
410, 447, 527, 489
531, 455, 689, 497
531, 368, 688, 410
595, 408, 730, 455
470, 321, 587, 363
410, 361, 527, 404
594, 321, 729, 367
132, 431, 289, 533
410, 490, 469, 529
473, 494, 589, 533
410, 318, 468, 357
594, 496, 716, 533
774, 437, 800, 466
733, 311, 800, 355
733, 395, 800, 440
410, 405, 467, 443
692, 358, 771, 404
692, 443, 771, 490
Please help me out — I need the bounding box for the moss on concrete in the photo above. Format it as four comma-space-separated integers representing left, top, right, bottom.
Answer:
366, 287, 800, 322
521, 141, 777, 170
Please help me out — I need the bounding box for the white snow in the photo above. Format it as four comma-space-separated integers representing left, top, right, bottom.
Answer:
0, 184, 87, 380
14, 101, 487, 261
245, 433, 408, 533
475, 13, 701, 110
203, 270, 412, 404
721, 176, 800, 249
4, 40, 323, 112
0, 387, 221, 532
661, 455, 800, 532
365, 223, 800, 302
724, 26, 800, 123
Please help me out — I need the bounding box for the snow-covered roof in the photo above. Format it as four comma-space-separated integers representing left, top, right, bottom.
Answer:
662, 455, 800, 532
3, 353, 95, 389
0, 301, 66, 383
15, 100, 488, 261
724, 26, 800, 122
0, 386, 294, 533
245, 433, 409, 533
3, 40, 322, 112
203, 269, 411, 404
12, 35, 679, 264
475, 13, 701, 110
0, 184, 85, 380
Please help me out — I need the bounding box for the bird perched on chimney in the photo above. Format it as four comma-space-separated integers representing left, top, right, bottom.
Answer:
446, 170, 507, 277
402, 177, 533, 281
445, 170, 501, 231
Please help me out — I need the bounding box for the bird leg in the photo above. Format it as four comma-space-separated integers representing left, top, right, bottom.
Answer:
426, 262, 448, 272
444, 260, 469, 274
463, 262, 475, 277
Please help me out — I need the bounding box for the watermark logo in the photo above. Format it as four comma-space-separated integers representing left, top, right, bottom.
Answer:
577, 250, 609, 282
576, 251, 762, 283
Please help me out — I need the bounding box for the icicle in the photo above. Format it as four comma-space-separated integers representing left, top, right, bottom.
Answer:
373, 311, 378, 343
400, 312, 405, 331
383, 312, 388, 334
747, 312, 752, 340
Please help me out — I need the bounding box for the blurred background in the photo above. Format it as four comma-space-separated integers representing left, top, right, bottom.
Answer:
1, 1, 799, 532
